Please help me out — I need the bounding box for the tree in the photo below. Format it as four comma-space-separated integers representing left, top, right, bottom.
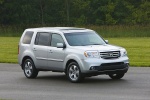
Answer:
0, 0, 149, 26
0, 0, 4, 4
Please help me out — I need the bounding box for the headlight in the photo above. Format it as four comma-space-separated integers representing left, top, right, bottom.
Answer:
84, 51, 99, 58
120, 49, 127, 57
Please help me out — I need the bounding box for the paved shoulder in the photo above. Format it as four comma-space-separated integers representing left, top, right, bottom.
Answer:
0, 63, 150, 100
0, 63, 21, 71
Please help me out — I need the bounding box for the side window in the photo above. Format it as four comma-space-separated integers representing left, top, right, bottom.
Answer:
35, 32, 50, 46
51, 34, 64, 47
22, 31, 34, 44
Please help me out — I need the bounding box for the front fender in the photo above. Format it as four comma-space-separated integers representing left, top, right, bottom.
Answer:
63, 54, 84, 72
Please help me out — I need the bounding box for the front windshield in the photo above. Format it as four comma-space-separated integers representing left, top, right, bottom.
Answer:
64, 31, 106, 46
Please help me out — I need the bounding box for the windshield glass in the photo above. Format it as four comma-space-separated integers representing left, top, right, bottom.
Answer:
64, 31, 106, 46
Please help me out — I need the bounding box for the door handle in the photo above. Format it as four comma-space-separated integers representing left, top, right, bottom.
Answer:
49, 50, 53, 53
33, 48, 36, 51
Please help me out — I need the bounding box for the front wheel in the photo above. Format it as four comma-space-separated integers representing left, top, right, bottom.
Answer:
67, 62, 84, 83
109, 73, 125, 79
23, 59, 38, 78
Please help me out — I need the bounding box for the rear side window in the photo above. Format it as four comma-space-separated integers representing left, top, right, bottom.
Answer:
22, 31, 34, 44
35, 32, 50, 46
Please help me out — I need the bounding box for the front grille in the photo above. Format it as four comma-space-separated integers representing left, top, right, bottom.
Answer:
100, 51, 120, 59
101, 62, 124, 67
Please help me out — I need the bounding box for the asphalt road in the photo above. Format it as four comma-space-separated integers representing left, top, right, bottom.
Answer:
0, 63, 150, 100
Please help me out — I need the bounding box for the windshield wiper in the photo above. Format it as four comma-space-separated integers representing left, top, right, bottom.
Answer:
91, 44, 101, 45
81, 44, 101, 46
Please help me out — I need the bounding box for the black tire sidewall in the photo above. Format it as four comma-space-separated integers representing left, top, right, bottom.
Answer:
23, 59, 38, 78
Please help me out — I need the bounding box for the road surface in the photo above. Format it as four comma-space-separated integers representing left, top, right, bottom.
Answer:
0, 63, 150, 100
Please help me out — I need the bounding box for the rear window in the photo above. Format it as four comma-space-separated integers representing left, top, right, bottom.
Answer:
22, 31, 34, 44
35, 32, 50, 46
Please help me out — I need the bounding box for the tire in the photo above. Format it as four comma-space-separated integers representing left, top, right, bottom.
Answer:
23, 59, 38, 78
67, 62, 84, 83
109, 73, 125, 79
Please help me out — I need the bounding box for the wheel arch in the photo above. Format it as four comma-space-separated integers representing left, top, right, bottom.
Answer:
64, 54, 84, 73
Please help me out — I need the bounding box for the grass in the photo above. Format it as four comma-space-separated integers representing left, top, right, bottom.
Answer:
0, 37, 149, 67
0, 25, 22, 37
107, 37, 150, 67
88, 25, 150, 37
0, 25, 150, 37
0, 37, 19, 63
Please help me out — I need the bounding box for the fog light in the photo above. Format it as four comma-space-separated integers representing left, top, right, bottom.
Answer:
90, 66, 96, 70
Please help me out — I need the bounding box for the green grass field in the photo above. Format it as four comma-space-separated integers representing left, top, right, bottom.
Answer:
0, 37, 19, 63
0, 25, 150, 37
88, 25, 150, 37
107, 38, 150, 67
0, 37, 149, 67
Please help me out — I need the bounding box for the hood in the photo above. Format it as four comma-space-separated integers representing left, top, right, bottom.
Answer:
70, 44, 123, 51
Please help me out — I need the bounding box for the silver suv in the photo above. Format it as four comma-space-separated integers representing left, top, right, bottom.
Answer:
18, 27, 129, 83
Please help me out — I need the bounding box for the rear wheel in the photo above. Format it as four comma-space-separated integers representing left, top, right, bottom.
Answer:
109, 73, 125, 79
67, 62, 84, 83
23, 59, 38, 78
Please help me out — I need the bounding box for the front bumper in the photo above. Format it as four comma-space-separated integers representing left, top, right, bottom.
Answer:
80, 57, 129, 75
83, 66, 129, 77
90, 62, 128, 71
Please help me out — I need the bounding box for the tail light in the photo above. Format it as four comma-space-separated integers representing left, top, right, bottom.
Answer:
18, 45, 19, 54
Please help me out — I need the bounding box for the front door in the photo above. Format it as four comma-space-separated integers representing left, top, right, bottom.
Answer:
48, 33, 65, 71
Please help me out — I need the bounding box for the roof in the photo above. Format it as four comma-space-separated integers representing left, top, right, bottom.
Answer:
26, 27, 93, 33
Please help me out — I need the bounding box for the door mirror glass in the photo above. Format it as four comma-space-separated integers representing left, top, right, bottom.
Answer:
57, 43, 66, 48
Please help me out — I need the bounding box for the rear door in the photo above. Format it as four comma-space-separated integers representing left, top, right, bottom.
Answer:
33, 32, 51, 69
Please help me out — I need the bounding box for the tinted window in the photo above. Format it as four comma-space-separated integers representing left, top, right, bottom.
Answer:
51, 34, 64, 47
36, 33, 50, 46
34, 32, 40, 45
22, 31, 34, 44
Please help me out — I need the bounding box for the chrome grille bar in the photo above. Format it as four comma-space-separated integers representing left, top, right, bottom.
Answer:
100, 51, 120, 59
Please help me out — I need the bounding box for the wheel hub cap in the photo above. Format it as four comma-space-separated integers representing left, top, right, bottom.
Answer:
69, 65, 79, 81
25, 62, 33, 77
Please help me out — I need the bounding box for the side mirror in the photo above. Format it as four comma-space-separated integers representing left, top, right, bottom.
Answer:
105, 40, 109, 44
56, 43, 66, 48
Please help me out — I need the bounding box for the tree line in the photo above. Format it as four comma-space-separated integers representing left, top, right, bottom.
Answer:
0, 0, 149, 26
